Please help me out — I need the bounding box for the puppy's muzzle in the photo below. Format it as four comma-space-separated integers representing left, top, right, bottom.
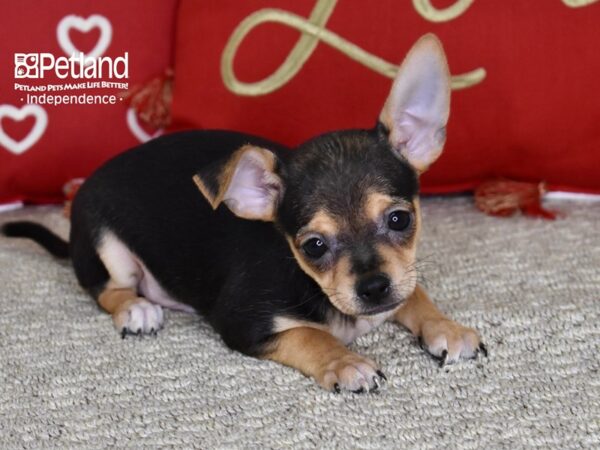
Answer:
356, 273, 391, 303
355, 273, 402, 315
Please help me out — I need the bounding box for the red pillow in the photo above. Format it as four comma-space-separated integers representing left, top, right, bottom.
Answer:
0, 0, 177, 204
170, 0, 600, 194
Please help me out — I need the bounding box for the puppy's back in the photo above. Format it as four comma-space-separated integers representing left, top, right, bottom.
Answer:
70, 130, 290, 310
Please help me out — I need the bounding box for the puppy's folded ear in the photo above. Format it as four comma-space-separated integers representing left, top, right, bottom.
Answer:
379, 34, 451, 173
193, 145, 284, 221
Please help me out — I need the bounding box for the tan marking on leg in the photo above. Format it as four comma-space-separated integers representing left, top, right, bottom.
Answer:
98, 287, 165, 335
394, 284, 446, 335
98, 287, 138, 314
394, 284, 482, 362
263, 327, 383, 392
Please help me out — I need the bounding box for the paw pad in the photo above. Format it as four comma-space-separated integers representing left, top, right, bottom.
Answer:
114, 298, 164, 338
419, 319, 487, 366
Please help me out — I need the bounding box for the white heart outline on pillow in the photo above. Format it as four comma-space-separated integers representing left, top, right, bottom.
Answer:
0, 104, 48, 155
57, 14, 112, 65
126, 108, 163, 143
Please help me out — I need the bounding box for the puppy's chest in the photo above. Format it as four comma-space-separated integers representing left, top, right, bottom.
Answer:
327, 310, 395, 345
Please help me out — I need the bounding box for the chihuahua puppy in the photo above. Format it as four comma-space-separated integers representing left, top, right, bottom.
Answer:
3, 35, 485, 393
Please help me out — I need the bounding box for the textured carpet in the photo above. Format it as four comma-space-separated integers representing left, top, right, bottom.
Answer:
0, 197, 598, 449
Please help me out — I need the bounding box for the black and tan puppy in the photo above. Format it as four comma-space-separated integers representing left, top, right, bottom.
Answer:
4, 35, 485, 392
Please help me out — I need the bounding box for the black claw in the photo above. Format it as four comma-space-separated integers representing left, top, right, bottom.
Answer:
376, 370, 387, 382
479, 343, 488, 357
136, 328, 142, 336
372, 376, 380, 392
438, 349, 448, 368
352, 387, 365, 394
333, 383, 341, 394
419, 338, 449, 367
121, 328, 127, 339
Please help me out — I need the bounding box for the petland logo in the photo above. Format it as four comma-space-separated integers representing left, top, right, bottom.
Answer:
14, 52, 129, 79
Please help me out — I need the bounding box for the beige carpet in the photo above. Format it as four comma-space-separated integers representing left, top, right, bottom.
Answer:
0, 197, 598, 449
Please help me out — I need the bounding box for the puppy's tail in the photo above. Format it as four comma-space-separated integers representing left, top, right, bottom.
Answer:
2, 221, 69, 259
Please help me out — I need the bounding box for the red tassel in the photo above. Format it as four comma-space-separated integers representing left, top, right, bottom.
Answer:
120, 68, 173, 129
474, 178, 557, 220
62, 178, 85, 218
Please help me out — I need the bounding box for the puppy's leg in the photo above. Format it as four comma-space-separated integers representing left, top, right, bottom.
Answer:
394, 284, 485, 365
263, 327, 385, 393
97, 232, 164, 337
98, 288, 164, 338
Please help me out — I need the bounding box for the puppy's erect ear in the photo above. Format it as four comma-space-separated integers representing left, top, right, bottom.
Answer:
193, 145, 283, 221
379, 34, 451, 173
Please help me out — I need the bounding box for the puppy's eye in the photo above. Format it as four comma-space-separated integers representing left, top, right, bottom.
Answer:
302, 238, 328, 259
388, 210, 411, 231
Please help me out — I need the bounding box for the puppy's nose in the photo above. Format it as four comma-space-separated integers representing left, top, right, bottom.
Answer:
356, 274, 391, 303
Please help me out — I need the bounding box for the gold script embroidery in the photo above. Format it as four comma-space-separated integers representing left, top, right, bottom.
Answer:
414, 0, 599, 19
412, 0, 475, 22
221, 0, 486, 96
562, 0, 599, 7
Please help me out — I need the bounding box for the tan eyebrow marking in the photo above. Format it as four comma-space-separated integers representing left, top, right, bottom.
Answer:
364, 192, 412, 223
296, 209, 340, 243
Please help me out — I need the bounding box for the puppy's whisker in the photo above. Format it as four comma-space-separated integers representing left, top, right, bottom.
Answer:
275, 290, 329, 313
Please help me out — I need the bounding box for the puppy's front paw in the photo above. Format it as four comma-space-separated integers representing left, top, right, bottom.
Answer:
420, 319, 486, 366
318, 353, 386, 393
113, 298, 164, 338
